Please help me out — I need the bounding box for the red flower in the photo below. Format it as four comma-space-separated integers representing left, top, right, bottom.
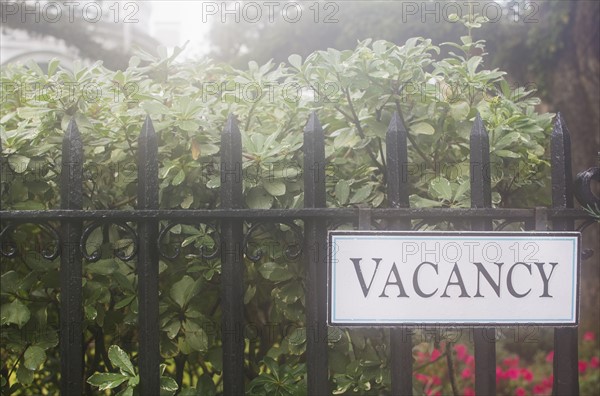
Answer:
579, 360, 588, 373
545, 351, 554, 363
496, 367, 505, 385
415, 373, 429, 383
506, 367, 520, 380
502, 356, 519, 368
461, 368, 472, 380
516, 387, 527, 396
590, 356, 599, 368
454, 344, 468, 361
430, 348, 441, 361
463, 387, 475, 396
533, 384, 545, 395
583, 331, 595, 342
521, 368, 534, 382
466, 355, 475, 367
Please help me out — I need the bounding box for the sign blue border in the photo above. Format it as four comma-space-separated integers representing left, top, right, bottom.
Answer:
328, 231, 580, 327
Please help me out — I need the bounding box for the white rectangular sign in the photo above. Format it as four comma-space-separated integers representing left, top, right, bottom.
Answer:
328, 231, 580, 326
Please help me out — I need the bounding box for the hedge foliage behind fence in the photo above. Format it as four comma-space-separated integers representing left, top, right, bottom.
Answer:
1, 16, 561, 395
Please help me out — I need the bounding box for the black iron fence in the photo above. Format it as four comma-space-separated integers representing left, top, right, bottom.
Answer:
0, 111, 598, 395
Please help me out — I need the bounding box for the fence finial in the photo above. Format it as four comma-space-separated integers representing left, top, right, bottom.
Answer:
386, 111, 409, 210
470, 112, 491, 209
551, 112, 573, 209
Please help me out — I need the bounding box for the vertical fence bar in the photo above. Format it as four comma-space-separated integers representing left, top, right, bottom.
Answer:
469, 114, 496, 396
550, 113, 579, 395
60, 119, 84, 395
137, 116, 160, 395
303, 112, 329, 394
386, 112, 413, 395
220, 114, 245, 395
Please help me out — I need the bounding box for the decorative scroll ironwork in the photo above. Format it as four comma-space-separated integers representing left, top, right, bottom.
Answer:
495, 220, 526, 231
242, 221, 303, 262
80, 221, 138, 262
574, 166, 600, 209
158, 222, 220, 260
0, 222, 60, 260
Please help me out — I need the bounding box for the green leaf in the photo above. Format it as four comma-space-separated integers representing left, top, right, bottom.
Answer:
1, 271, 21, 294
335, 180, 350, 204
24, 346, 46, 370
160, 376, 179, 392
172, 169, 185, 186
114, 295, 136, 310
186, 327, 209, 352
258, 262, 294, 282
16, 365, 34, 385
262, 180, 286, 196
449, 101, 470, 120
8, 155, 30, 173
116, 387, 134, 396
87, 373, 129, 390
288, 54, 302, 69
494, 149, 521, 158
170, 276, 200, 308
467, 56, 483, 76
86, 259, 119, 275
194, 374, 217, 396
246, 187, 274, 209
1, 300, 31, 328
430, 177, 453, 201
411, 122, 435, 135
108, 345, 136, 377
12, 201, 46, 210
349, 184, 372, 204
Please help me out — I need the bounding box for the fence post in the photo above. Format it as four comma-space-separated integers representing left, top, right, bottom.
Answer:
59, 119, 84, 395
220, 114, 245, 395
386, 112, 413, 396
303, 112, 329, 394
550, 113, 579, 395
137, 116, 160, 395
469, 114, 496, 396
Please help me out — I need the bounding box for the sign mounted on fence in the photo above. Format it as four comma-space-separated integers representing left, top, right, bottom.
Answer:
328, 231, 580, 326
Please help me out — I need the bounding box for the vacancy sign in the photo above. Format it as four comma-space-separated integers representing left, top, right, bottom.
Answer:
328, 231, 580, 326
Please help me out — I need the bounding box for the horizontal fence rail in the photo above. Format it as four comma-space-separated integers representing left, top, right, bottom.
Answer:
1, 110, 598, 396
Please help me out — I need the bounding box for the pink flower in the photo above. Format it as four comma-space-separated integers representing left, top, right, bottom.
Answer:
545, 351, 554, 363
454, 344, 468, 361
521, 368, 534, 382
461, 368, 472, 380
506, 367, 520, 380
502, 356, 519, 368
583, 331, 595, 342
496, 367, 505, 385
415, 373, 429, 383
430, 348, 441, 361
579, 360, 588, 373
590, 356, 599, 368
431, 376, 442, 386
466, 355, 475, 367
516, 387, 527, 396
533, 384, 544, 395
463, 387, 475, 396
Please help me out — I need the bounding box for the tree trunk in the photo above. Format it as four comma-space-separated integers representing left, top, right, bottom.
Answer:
549, 0, 600, 333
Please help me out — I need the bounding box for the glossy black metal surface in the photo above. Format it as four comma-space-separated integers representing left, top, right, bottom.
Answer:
60, 119, 84, 395
137, 116, 160, 395
551, 113, 579, 396
470, 114, 496, 396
